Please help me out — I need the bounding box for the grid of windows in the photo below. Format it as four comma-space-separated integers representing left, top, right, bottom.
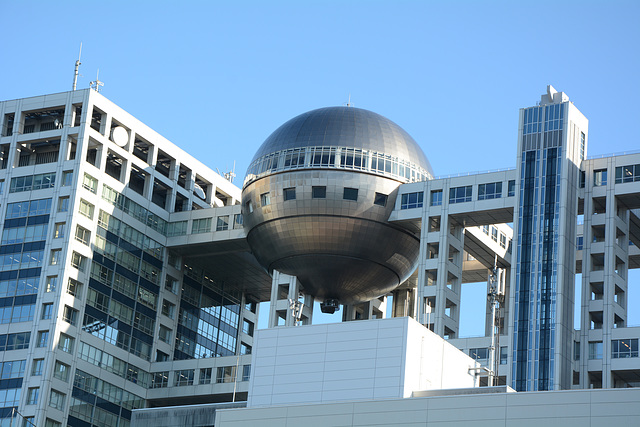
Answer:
401, 192, 423, 209
449, 186, 472, 204
0, 332, 30, 351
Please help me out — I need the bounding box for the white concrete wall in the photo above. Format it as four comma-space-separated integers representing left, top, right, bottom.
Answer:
248, 317, 477, 407
218, 388, 640, 427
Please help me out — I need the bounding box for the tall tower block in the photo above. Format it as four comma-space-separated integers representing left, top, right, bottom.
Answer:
511, 85, 588, 391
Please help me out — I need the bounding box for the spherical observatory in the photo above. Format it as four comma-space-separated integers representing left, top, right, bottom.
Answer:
242, 106, 433, 313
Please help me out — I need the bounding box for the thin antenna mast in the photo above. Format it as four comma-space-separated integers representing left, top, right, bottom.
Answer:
72, 43, 82, 91
90, 69, 104, 92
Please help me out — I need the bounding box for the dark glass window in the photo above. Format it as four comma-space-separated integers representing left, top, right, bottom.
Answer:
343, 188, 358, 201
402, 192, 423, 209
593, 169, 607, 187
508, 180, 516, 197
312, 186, 326, 199
478, 182, 502, 200
374, 193, 388, 207
283, 188, 296, 201
430, 190, 442, 206
260, 192, 270, 206
449, 186, 472, 204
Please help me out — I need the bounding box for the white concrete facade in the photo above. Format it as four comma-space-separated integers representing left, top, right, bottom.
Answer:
248, 318, 478, 407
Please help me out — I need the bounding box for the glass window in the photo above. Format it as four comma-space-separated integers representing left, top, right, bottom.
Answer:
401, 192, 424, 209
53, 223, 65, 238
37, 331, 49, 347
374, 192, 388, 207
161, 300, 175, 319
27, 387, 39, 405
612, 339, 639, 358
70, 252, 86, 271
242, 364, 251, 381
260, 192, 270, 206
312, 186, 326, 199
45, 419, 61, 427
430, 190, 442, 206
508, 180, 516, 197
216, 215, 229, 231
57, 197, 69, 212
588, 341, 603, 359
594, 169, 607, 187
82, 173, 98, 193
50, 249, 61, 265
53, 361, 70, 382
216, 366, 236, 383
242, 319, 254, 336
478, 182, 502, 200
151, 371, 169, 388
58, 333, 74, 353
67, 278, 81, 297
343, 187, 358, 201
49, 389, 65, 410
174, 369, 194, 386
283, 187, 296, 201
41, 303, 53, 320
159, 325, 172, 343
191, 218, 211, 234
449, 186, 472, 204
200, 368, 212, 385
46, 276, 57, 292
79, 199, 95, 219
62, 170, 74, 186
32, 359, 44, 376
62, 306, 78, 325
75, 226, 90, 245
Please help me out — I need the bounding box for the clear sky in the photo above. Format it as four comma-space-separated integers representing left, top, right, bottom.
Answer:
1, 0, 639, 334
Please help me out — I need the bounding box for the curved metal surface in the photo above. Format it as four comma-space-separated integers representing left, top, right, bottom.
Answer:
242, 107, 430, 305
249, 106, 433, 176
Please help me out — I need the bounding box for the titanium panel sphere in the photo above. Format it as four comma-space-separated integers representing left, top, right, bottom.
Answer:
242, 106, 432, 307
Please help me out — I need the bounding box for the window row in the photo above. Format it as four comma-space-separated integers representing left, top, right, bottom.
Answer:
253, 186, 387, 210
245, 146, 431, 186
400, 180, 516, 210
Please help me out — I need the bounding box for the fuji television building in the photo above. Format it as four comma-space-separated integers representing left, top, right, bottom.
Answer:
0, 85, 638, 427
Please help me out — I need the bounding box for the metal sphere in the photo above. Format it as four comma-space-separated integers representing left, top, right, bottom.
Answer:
242, 106, 430, 307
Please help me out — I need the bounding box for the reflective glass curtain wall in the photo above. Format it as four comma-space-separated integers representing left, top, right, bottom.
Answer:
513, 104, 564, 391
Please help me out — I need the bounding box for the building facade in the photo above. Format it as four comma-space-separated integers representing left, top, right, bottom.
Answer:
0, 86, 638, 427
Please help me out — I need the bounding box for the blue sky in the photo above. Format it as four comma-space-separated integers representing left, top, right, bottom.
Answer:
1, 1, 638, 334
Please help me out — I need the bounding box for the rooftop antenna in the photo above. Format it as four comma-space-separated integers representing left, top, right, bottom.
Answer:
217, 161, 236, 183
346, 93, 352, 107
72, 42, 82, 91
90, 69, 104, 93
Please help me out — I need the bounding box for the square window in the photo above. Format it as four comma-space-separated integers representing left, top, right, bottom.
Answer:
58, 333, 74, 353
216, 215, 229, 231
62, 305, 78, 325
343, 187, 358, 201
49, 389, 65, 410
75, 226, 90, 245
159, 325, 172, 343
430, 190, 442, 206
70, 252, 86, 271
260, 192, 271, 206
53, 361, 70, 382
312, 186, 326, 199
79, 199, 95, 219
283, 187, 296, 201
374, 192, 388, 207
